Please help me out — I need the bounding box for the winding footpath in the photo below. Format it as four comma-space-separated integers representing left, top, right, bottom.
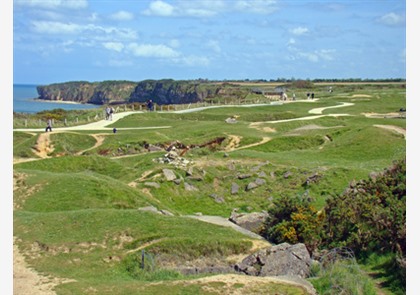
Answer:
13, 99, 405, 294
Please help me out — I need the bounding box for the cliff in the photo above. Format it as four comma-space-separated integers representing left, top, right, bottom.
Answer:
36, 81, 138, 105
36, 80, 251, 105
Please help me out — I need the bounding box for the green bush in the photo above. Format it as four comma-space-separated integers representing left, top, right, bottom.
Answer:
261, 194, 324, 254
323, 158, 406, 256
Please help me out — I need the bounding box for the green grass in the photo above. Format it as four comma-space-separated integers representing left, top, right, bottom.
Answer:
309, 259, 377, 295
48, 132, 97, 156
14, 155, 140, 181
13, 131, 39, 158
14, 170, 153, 212
14, 209, 260, 293
13, 83, 406, 294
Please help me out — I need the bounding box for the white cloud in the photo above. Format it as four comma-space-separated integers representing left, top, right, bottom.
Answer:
173, 55, 210, 67
182, 8, 218, 17
128, 43, 180, 58
206, 40, 221, 53
32, 21, 83, 34
143, 0, 176, 16
110, 11, 134, 21
290, 27, 309, 36
142, 0, 278, 17
168, 39, 181, 48
296, 49, 335, 63
234, 0, 278, 14
88, 13, 99, 22
176, 0, 225, 17
31, 21, 138, 40
15, 0, 88, 9
299, 52, 318, 62
378, 12, 405, 26
287, 38, 296, 45
103, 42, 124, 52
316, 49, 335, 61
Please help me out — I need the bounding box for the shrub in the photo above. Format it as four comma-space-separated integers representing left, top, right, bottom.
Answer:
261, 194, 324, 254
323, 158, 406, 256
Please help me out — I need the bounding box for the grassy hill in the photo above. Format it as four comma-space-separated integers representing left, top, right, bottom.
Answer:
13, 82, 406, 294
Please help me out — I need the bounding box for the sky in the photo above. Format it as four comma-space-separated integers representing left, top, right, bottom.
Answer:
1, 1, 418, 293
11, 0, 407, 85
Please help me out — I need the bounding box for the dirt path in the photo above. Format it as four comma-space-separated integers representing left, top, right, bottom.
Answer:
181, 274, 317, 295
13, 238, 75, 295
13, 173, 75, 294
374, 124, 406, 138
308, 102, 354, 115
76, 134, 106, 155
32, 132, 53, 158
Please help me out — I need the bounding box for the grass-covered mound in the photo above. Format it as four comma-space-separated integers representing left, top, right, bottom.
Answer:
13, 82, 406, 294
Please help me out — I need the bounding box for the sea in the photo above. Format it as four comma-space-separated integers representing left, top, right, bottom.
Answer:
13, 84, 100, 114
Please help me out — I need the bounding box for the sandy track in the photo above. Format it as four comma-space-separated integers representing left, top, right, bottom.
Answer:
374, 124, 406, 138
13, 238, 75, 295
32, 132, 53, 158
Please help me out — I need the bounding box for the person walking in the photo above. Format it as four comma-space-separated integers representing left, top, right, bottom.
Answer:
105, 106, 110, 120
147, 99, 154, 111
45, 119, 52, 132
109, 107, 114, 120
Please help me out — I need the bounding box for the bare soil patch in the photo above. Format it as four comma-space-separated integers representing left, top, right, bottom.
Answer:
363, 112, 403, 119
351, 94, 372, 98
76, 133, 106, 155
178, 274, 316, 295
374, 124, 406, 138
32, 132, 53, 158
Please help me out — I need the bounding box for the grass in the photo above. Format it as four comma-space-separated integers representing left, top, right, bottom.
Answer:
13, 131, 39, 158
13, 83, 406, 294
309, 259, 377, 295
48, 132, 98, 156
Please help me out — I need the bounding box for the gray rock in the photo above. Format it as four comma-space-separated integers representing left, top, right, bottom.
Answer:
162, 168, 177, 181
258, 171, 267, 178
238, 174, 252, 179
184, 182, 199, 191
231, 182, 240, 195
138, 206, 173, 216
255, 178, 266, 185
235, 243, 311, 278
246, 182, 259, 191
173, 179, 182, 185
229, 210, 269, 233
186, 167, 194, 176
209, 194, 225, 204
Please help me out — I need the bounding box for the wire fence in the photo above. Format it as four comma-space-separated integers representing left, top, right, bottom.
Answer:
13, 96, 280, 129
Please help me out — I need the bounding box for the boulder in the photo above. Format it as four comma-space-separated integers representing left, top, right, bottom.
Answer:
229, 210, 269, 234
235, 243, 311, 278
162, 169, 177, 181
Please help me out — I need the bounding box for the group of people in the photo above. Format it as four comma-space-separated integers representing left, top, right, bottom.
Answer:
105, 106, 115, 120
307, 92, 315, 100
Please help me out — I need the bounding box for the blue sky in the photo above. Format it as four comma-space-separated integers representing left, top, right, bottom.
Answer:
12, 0, 406, 84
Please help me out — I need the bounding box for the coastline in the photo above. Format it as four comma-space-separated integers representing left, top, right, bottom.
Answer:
32, 98, 99, 107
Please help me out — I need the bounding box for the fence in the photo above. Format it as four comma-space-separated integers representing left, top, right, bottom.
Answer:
13, 96, 280, 129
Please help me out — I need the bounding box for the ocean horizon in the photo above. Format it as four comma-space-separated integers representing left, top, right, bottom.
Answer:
13, 84, 100, 114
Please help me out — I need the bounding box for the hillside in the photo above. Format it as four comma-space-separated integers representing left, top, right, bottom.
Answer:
36, 79, 252, 106
13, 82, 406, 294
